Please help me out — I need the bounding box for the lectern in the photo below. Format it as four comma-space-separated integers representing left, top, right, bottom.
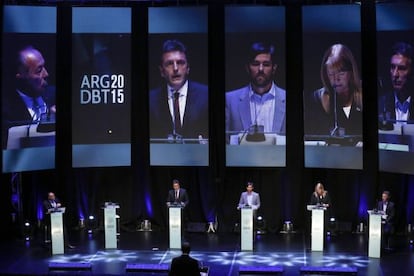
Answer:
168, 204, 183, 249
241, 206, 254, 251
103, 203, 120, 249
367, 210, 382, 258
48, 207, 66, 255
307, 205, 326, 251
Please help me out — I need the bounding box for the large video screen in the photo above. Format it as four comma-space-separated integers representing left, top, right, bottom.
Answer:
225, 6, 286, 167
148, 7, 209, 166
2, 6, 56, 172
72, 7, 131, 167
302, 5, 362, 169
377, 2, 414, 174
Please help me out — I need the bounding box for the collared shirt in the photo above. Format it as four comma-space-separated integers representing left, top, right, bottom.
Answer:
246, 193, 253, 206
342, 106, 351, 119
167, 81, 188, 126
50, 200, 56, 208
382, 201, 388, 220
394, 94, 411, 123
249, 83, 276, 132
17, 90, 47, 121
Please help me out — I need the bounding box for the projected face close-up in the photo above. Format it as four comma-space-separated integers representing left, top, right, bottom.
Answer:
2, 6, 57, 173
377, 3, 414, 174
225, 6, 286, 167
302, 5, 363, 170
148, 7, 209, 166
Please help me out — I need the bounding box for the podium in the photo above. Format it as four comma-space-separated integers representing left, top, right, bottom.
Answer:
241, 206, 254, 251
168, 204, 183, 249
48, 207, 66, 255
368, 210, 383, 258
103, 203, 120, 249
307, 205, 326, 251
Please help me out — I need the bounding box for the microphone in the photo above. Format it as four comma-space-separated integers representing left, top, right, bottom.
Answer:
330, 85, 340, 136
245, 124, 265, 142
26, 111, 38, 137
37, 107, 56, 133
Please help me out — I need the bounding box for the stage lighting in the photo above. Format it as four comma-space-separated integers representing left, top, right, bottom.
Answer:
86, 215, 98, 234
281, 220, 294, 234
256, 216, 266, 234
116, 214, 121, 236
327, 217, 338, 236
23, 221, 32, 241
79, 218, 85, 229
356, 222, 365, 234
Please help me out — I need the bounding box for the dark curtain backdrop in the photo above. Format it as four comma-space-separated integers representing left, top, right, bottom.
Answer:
1, 1, 414, 240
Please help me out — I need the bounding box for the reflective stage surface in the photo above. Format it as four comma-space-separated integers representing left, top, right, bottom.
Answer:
0, 229, 413, 275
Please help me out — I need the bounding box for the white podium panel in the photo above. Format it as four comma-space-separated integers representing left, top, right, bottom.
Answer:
50, 208, 65, 255
368, 210, 382, 258
241, 207, 253, 251
169, 206, 182, 249
104, 204, 120, 249
307, 205, 326, 251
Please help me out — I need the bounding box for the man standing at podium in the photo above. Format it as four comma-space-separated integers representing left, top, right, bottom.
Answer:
42, 192, 75, 249
167, 179, 189, 207
377, 190, 395, 249
43, 192, 61, 211
167, 179, 190, 232
237, 182, 261, 225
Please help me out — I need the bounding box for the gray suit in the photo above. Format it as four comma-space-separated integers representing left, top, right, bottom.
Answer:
238, 191, 261, 210
225, 84, 286, 134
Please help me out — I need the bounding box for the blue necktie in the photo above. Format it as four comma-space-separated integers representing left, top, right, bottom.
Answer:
396, 101, 410, 113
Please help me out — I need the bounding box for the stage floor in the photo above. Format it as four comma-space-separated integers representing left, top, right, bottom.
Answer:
0, 228, 413, 275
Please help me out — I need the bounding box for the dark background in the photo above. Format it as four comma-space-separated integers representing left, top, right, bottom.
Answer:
1, 1, 414, 241
72, 34, 131, 144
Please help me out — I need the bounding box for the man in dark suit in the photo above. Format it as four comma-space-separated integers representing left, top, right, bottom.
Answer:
149, 39, 208, 141
226, 42, 286, 140
167, 179, 189, 207
169, 242, 200, 276
379, 42, 414, 129
167, 179, 190, 232
42, 192, 75, 249
377, 190, 395, 249
2, 46, 56, 149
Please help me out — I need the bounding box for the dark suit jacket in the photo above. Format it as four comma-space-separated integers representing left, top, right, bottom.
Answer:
2, 86, 56, 149
43, 198, 62, 214
304, 87, 362, 136
149, 81, 208, 139
167, 188, 190, 207
377, 200, 395, 225
378, 92, 414, 124
309, 192, 332, 207
169, 254, 200, 276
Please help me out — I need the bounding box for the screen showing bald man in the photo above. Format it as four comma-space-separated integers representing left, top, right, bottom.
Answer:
2, 5, 56, 173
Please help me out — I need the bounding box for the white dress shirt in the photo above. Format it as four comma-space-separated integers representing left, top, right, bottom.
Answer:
395, 94, 411, 123
167, 81, 188, 126
249, 83, 276, 132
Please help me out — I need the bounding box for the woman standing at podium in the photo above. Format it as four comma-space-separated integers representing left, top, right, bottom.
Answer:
310, 182, 331, 208
309, 182, 333, 237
